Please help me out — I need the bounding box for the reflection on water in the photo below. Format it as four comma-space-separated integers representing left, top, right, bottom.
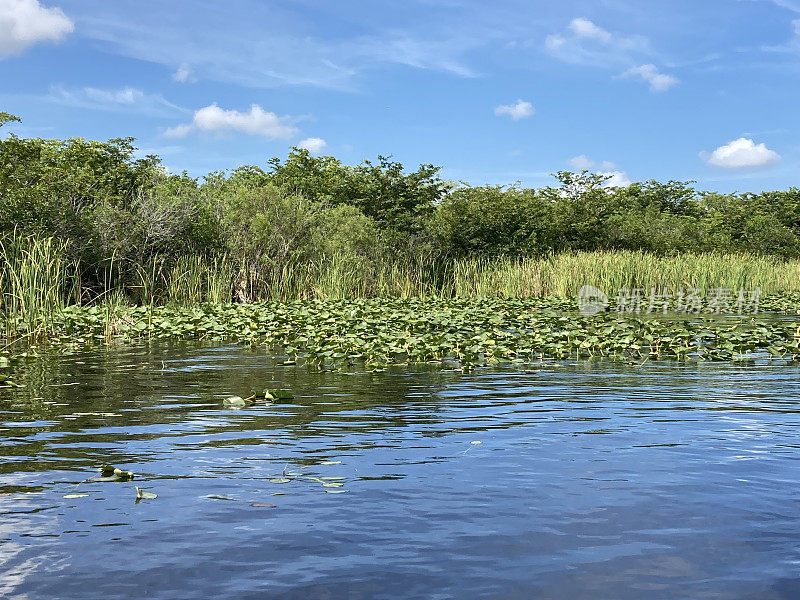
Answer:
2, 343, 800, 599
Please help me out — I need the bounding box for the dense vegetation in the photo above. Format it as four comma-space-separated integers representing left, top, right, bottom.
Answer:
2, 111, 800, 338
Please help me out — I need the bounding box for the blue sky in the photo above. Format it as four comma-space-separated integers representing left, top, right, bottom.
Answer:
1, 0, 799, 191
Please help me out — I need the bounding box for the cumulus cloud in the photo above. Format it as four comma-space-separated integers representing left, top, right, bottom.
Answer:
494, 99, 534, 120
297, 137, 327, 154
0, 0, 73, 57
620, 64, 679, 92
165, 103, 299, 139
47, 86, 186, 117
545, 17, 647, 67
600, 170, 633, 187
701, 137, 781, 169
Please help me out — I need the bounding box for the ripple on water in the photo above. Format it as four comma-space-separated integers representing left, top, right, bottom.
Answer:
1, 345, 800, 599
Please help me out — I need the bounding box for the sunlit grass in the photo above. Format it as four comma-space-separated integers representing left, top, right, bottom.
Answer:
3, 234, 800, 342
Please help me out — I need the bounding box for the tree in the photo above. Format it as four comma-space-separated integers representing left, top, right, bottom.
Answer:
0, 112, 21, 129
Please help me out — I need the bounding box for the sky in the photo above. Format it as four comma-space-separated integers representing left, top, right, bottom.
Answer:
1, 0, 799, 191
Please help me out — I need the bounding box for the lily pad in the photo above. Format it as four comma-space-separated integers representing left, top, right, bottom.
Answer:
322, 482, 344, 488
269, 477, 291, 484
135, 486, 157, 500
63, 493, 88, 499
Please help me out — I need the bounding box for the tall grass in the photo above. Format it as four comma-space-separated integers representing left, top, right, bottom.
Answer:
0, 233, 78, 338
4, 237, 800, 341
449, 251, 800, 297
167, 255, 233, 305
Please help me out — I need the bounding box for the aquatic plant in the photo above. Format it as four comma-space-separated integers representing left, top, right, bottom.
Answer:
31, 296, 800, 369
0, 232, 78, 339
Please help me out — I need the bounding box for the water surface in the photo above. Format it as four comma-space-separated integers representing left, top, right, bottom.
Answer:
2, 344, 800, 599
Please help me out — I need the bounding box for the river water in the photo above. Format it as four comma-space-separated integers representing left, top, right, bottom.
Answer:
2, 343, 800, 599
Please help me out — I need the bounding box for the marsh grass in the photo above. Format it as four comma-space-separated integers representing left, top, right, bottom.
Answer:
3, 236, 800, 342
449, 252, 800, 298
0, 233, 78, 339
167, 255, 233, 305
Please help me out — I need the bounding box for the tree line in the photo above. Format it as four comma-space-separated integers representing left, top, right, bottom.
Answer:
2, 112, 799, 301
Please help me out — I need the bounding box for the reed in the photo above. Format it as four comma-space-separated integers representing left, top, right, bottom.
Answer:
450, 251, 800, 298
4, 236, 800, 342
166, 255, 234, 305
0, 232, 78, 338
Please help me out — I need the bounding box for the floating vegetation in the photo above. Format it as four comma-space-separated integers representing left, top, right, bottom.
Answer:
265, 389, 294, 401
27, 296, 800, 366
113, 468, 134, 481
4, 296, 800, 372
97, 464, 134, 481
135, 486, 157, 500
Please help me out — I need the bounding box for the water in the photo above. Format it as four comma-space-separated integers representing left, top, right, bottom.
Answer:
2, 343, 800, 599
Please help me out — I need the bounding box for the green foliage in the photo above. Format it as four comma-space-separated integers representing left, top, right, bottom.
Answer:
4, 118, 800, 326
34, 295, 800, 366
434, 185, 554, 256
0, 112, 21, 128
268, 148, 447, 234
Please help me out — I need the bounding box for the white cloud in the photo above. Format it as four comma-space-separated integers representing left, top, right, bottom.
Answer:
172, 64, 192, 83
600, 170, 633, 187
494, 99, 534, 120
620, 64, 679, 92
47, 86, 186, 117
297, 137, 327, 154
568, 17, 612, 43
701, 137, 781, 169
0, 0, 73, 57
165, 103, 299, 139
545, 17, 648, 68
567, 155, 595, 170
